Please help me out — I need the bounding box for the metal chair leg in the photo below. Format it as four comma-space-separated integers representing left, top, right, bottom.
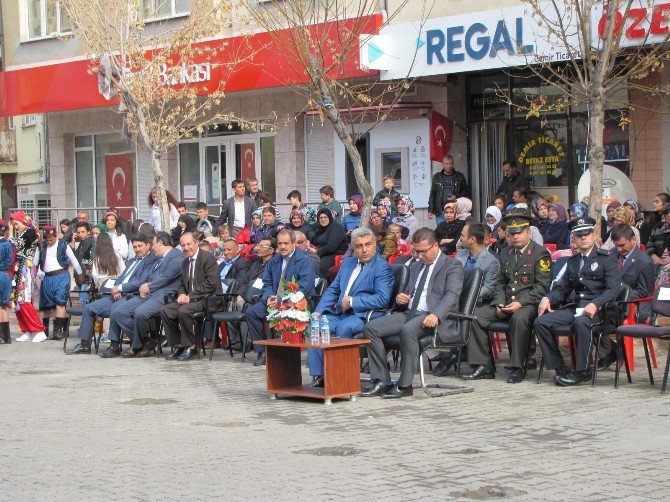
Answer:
643, 339, 654, 385
419, 352, 474, 397
661, 346, 670, 393
536, 358, 544, 383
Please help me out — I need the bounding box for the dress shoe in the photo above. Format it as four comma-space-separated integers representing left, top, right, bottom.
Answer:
122, 348, 140, 358
526, 358, 538, 370
177, 347, 198, 361
100, 343, 121, 358
311, 376, 324, 388
507, 368, 524, 384
432, 353, 458, 377
555, 369, 592, 387
552, 366, 571, 384
161, 339, 169, 348
253, 352, 266, 366
360, 380, 393, 397
71, 341, 91, 354
137, 339, 157, 357
461, 365, 495, 380
380, 385, 413, 399
165, 346, 185, 360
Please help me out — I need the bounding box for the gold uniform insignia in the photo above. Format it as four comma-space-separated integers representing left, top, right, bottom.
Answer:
539, 259, 551, 272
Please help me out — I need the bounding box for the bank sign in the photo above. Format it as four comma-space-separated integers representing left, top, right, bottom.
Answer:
372, 2, 670, 81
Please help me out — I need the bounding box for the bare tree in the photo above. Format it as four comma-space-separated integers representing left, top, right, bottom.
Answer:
517, 0, 670, 232
240, 0, 421, 226
59, 0, 244, 230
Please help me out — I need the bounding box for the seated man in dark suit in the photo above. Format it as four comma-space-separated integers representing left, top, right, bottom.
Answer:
362, 227, 464, 398
597, 224, 655, 369
307, 227, 394, 387
246, 229, 316, 366
72, 232, 157, 357
162, 232, 222, 361
111, 232, 185, 357
215, 238, 251, 348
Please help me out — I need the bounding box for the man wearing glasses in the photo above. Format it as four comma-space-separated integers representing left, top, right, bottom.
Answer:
363, 227, 463, 398
294, 231, 319, 275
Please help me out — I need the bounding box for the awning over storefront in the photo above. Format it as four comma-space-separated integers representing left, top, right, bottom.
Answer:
0, 14, 381, 117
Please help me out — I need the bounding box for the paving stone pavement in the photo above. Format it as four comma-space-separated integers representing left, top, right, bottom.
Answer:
1, 334, 669, 501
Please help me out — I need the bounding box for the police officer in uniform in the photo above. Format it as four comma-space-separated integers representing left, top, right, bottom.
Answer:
462, 210, 552, 383
534, 217, 621, 386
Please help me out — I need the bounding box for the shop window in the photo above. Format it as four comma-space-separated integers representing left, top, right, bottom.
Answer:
375, 148, 409, 193
344, 135, 369, 199
572, 113, 630, 176
25, 0, 71, 40
179, 142, 200, 210
513, 118, 569, 189
260, 136, 276, 201
468, 74, 509, 122
142, 0, 190, 20
74, 133, 135, 214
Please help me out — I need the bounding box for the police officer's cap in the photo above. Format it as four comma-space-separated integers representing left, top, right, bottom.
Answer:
568, 217, 596, 236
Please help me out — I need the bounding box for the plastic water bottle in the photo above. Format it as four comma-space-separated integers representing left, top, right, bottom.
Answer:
320, 315, 330, 344
310, 313, 320, 343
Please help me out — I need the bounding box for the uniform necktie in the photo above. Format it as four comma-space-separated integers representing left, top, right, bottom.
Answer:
579, 254, 587, 273
409, 265, 429, 316
618, 254, 626, 270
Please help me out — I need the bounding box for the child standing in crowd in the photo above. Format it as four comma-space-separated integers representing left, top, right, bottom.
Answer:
10, 211, 46, 343
373, 175, 401, 212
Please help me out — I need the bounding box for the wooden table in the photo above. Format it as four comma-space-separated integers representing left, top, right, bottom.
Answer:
254, 338, 371, 405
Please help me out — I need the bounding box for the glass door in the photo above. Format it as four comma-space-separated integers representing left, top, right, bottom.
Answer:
202, 141, 227, 206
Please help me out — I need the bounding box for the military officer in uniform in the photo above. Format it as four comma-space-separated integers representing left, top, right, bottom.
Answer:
462, 210, 552, 383
534, 217, 622, 386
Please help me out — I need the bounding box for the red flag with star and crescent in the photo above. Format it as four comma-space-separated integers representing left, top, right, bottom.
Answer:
105, 153, 134, 220
430, 111, 453, 162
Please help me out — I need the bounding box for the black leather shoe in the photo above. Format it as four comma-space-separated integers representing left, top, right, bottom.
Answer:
177, 347, 198, 361
165, 346, 185, 360
461, 365, 495, 380
137, 339, 157, 357
433, 354, 458, 377
552, 366, 570, 383
311, 376, 324, 388
254, 353, 266, 366
100, 344, 121, 358
507, 368, 524, 384
360, 381, 393, 397
380, 385, 413, 399
555, 369, 592, 387
72, 342, 91, 354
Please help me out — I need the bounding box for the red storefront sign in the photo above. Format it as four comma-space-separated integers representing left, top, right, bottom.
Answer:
0, 15, 381, 117
594, 1, 670, 47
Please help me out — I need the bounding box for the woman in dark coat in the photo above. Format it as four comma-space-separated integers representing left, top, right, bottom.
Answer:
312, 208, 348, 279
435, 202, 465, 255
541, 202, 569, 249
286, 209, 315, 243
171, 214, 196, 247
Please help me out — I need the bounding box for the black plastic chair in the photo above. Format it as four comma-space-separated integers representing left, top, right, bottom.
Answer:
195, 279, 238, 357
382, 268, 483, 397
615, 296, 670, 393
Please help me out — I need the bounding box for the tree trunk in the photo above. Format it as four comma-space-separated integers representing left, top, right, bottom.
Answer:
151, 151, 171, 232
587, 91, 606, 239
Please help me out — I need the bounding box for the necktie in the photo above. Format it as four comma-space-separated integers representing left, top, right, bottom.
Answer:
343, 262, 365, 298
277, 256, 291, 297
618, 254, 625, 270
409, 265, 429, 316
188, 258, 195, 292
579, 254, 586, 273
119, 259, 140, 285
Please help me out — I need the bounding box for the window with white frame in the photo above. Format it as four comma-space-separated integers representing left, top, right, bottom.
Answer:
142, 0, 191, 20
25, 0, 71, 39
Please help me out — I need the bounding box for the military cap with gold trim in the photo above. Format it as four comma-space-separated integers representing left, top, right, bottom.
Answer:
501, 208, 533, 234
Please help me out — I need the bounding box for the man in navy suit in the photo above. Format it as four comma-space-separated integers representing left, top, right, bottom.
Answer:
246, 229, 316, 366
71, 232, 158, 356
110, 232, 185, 357
307, 227, 394, 387
597, 224, 655, 368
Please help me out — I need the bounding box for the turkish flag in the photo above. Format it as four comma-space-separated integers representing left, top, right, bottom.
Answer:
430, 111, 453, 162
239, 143, 256, 181
105, 153, 134, 220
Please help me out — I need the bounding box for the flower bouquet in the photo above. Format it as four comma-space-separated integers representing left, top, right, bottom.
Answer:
267, 276, 310, 343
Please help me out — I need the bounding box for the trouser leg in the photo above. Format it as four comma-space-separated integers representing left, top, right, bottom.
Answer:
398, 314, 433, 388
508, 306, 537, 368
133, 298, 164, 350
246, 302, 267, 354
364, 313, 407, 383
534, 309, 575, 370
574, 313, 602, 371
307, 314, 362, 376
466, 305, 500, 366
161, 302, 181, 346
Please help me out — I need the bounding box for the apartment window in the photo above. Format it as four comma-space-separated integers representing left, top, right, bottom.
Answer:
26, 0, 71, 39
22, 115, 37, 127
142, 0, 190, 20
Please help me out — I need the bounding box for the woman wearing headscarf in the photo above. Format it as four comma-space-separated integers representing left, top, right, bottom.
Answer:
455, 197, 474, 221
568, 202, 589, 220
312, 208, 348, 279
392, 196, 419, 241
623, 199, 646, 240
541, 202, 569, 249
342, 195, 363, 234
376, 200, 393, 226
484, 206, 502, 232
286, 208, 315, 243
171, 214, 196, 247
369, 210, 386, 236
601, 206, 641, 250
435, 202, 465, 255
248, 208, 264, 245
531, 196, 550, 228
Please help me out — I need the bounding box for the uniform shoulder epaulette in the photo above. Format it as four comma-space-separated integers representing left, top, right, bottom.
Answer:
596, 248, 610, 256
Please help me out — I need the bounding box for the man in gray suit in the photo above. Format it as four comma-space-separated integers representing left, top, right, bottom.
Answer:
111, 231, 185, 357
216, 179, 255, 237
362, 227, 464, 398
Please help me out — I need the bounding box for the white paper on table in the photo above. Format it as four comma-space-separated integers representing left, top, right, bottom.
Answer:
252, 278, 263, 289
658, 288, 670, 301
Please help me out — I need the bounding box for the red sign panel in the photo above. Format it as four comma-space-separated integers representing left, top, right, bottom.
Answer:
105, 153, 134, 220
0, 15, 381, 117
